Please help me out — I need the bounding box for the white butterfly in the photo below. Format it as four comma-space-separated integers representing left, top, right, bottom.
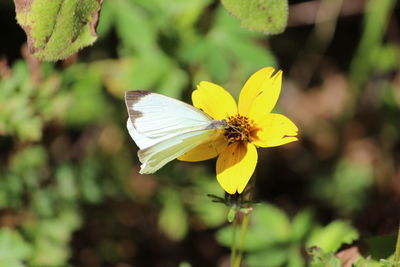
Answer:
125, 91, 226, 174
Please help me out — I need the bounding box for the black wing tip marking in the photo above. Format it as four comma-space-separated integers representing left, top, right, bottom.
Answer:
125, 91, 152, 123
125, 90, 151, 101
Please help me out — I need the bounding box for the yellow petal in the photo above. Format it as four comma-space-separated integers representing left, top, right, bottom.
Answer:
252, 113, 298, 148
238, 67, 282, 117
178, 133, 228, 162
216, 142, 257, 194
192, 81, 237, 120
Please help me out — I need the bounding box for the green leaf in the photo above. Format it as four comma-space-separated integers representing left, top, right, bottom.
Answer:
189, 175, 227, 227
221, 0, 288, 34
78, 160, 103, 204
24, 209, 81, 266
62, 64, 107, 126
349, 0, 397, 87
354, 257, 382, 267
16, 116, 43, 141
308, 247, 342, 267
365, 235, 396, 260
379, 259, 398, 267
179, 262, 192, 267
29, 237, 70, 266
55, 165, 78, 201
178, 7, 277, 83
312, 160, 373, 215
95, 0, 113, 37
10, 146, 47, 174
109, 0, 158, 55
307, 221, 359, 252
0, 229, 32, 265
291, 209, 313, 242
246, 247, 288, 267
158, 189, 188, 241
216, 203, 291, 251
288, 246, 305, 267
14, 0, 103, 61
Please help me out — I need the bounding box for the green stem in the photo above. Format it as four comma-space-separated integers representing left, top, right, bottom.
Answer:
233, 212, 250, 267
393, 223, 400, 267
231, 213, 238, 266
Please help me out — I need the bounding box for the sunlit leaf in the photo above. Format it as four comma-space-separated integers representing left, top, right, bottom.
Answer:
307, 221, 359, 252
14, 0, 103, 61
216, 203, 291, 251
288, 246, 305, 267
308, 247, 342, 267
291, 209, 313, 242
24, 209, 81, 266
0, 229, 32, 266
221, 0, 288, 34
246, 247, 288, 267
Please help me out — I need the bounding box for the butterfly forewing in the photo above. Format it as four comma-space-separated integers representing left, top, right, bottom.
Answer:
125, 91, 213, 140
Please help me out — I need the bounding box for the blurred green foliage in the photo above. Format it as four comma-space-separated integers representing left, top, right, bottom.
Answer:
309, 247, 387, 267
350, 0, 398, 89
216, 204, 359, 267
1, 0, 400, 266
0, 61, 69, 140
311, 159, 374, 215
306, 220, 358, 252
217, 204, 311, 267
0, 229, 31, 267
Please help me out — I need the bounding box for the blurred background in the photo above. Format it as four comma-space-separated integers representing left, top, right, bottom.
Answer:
0, 0, 400, 266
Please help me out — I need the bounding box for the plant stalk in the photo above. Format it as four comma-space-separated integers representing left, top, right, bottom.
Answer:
393, 223, 400, 267
233, 212, 250, 267
231, 213, 238, 266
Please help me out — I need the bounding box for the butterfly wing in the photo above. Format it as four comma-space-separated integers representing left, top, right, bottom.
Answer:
138, 129, 217, 173
125, 91, 220, 173
125, 91, 214, 143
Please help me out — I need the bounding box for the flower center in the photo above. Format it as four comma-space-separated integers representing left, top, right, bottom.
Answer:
223, 114, 256, 143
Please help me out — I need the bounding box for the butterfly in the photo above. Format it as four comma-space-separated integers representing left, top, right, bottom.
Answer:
125, 91, 228, 174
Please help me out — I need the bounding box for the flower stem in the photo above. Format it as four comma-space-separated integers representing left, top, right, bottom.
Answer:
393, 223, 400, 266
231, 214, 238, 266
233, 212, 250, 267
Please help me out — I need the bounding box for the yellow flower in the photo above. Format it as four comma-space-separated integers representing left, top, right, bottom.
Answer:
178, 67, 298, 194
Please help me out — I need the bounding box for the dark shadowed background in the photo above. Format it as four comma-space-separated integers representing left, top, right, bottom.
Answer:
0, 0, 400, 266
